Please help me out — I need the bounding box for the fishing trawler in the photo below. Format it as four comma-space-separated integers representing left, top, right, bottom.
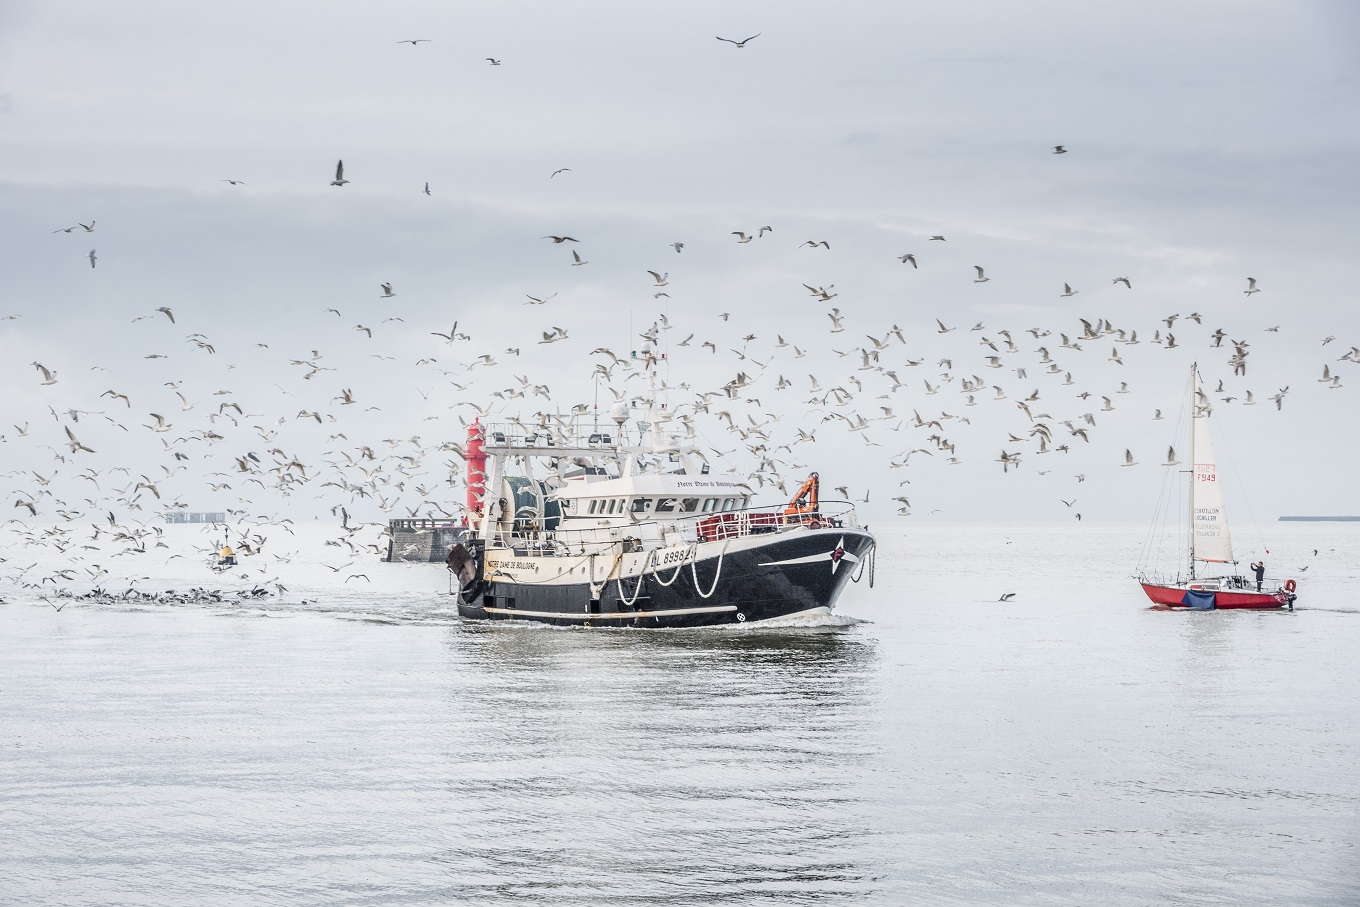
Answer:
445, 346, 876, 627
1137, 363, 1296, 610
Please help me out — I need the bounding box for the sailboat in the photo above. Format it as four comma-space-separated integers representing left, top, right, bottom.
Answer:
1138, 364, 1297, 610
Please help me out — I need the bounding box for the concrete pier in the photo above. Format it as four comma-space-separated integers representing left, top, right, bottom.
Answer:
385, 519, 469, 562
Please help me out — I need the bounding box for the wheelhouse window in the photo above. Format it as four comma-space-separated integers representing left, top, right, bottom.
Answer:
681, 498, 699, 512
631, 498, 653, 514
702, 498, 718, 513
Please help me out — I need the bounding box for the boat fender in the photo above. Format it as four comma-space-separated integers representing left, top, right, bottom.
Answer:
807, 518, 822, 530
1284, 579, 1297, 593
736, 612, 746, 622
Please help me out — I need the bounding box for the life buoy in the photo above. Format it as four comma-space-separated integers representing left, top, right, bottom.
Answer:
1284, 579, 1296, 593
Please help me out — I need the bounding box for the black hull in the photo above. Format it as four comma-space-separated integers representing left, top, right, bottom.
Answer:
456, 529, 875, 628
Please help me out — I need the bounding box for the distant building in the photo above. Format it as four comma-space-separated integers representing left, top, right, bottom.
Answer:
163, 511, 227, 524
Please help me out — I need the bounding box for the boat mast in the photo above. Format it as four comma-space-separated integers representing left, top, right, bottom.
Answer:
1188, 362, 1197, 581
640, 342, 664, 453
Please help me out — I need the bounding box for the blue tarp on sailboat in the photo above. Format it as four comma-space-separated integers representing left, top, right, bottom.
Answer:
1182, 589, 1216, 609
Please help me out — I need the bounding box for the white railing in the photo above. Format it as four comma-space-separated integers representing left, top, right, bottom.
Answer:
484, 502, 861, 553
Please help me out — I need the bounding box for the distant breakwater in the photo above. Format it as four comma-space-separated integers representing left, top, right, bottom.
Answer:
1278, 516, 1360, 522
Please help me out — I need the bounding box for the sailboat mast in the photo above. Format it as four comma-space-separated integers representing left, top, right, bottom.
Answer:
1188, 362, 1197, 581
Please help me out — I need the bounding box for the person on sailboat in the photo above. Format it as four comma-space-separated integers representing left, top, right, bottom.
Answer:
1252, 560, 1265, 592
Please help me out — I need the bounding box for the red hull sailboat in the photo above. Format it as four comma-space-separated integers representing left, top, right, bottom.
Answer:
1137, 364, 1297, 611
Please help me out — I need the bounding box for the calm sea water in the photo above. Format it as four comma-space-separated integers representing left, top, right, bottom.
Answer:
2, 522, 1357, 905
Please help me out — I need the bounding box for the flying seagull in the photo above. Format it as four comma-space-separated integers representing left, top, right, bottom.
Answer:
1244, 277, 1260, 295
330, 160, 348, 186
1113, 277, 1132, 288
715, 33, 761, 48
542, 235, 578, 243
486, 58, 502, 65
88, 249, 97, 268
973, 265, 990, 283
550, 168, 571, 178
1053, 145, 1068, 154
571, 250, 588, 266
380, 283, 395, 298
397, 39, 430, 46
220, 179, 245, 186
899, 253, 917, 268
423, 182, 431, 196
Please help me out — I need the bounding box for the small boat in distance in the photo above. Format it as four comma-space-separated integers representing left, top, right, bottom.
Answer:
1138, 363, 1297, 610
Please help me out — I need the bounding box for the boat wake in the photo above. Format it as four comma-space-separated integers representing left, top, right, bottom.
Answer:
726, 607, 867, 629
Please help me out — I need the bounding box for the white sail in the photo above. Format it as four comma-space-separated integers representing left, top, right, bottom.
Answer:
1191, 393, 1235, 565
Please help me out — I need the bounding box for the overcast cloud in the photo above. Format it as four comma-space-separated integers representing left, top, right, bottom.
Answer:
2, 0, 1357, 530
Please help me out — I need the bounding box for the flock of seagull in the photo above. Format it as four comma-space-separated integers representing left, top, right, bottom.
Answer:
3, 29, 1355, 598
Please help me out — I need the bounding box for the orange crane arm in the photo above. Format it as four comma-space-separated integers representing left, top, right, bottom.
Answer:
784, 471, 820, 516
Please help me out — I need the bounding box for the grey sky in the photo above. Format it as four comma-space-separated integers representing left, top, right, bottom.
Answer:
1, 0, 1357, 528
